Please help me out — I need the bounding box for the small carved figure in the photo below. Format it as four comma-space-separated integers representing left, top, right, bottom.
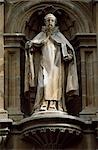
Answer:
25, 13, 78, 112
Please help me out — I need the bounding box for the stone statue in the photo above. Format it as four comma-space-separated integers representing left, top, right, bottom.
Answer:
25, 13, 78, 112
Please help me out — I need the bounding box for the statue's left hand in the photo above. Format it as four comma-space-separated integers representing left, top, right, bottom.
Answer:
64, 54, 73, 62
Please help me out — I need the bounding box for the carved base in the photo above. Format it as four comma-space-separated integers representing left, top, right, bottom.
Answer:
20, 111, 84, 149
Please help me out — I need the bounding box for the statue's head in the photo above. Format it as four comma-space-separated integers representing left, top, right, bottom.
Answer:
44, 13, 57, 29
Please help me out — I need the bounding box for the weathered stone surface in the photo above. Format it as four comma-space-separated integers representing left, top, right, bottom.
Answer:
0, 0, 8, 119
1, 0, 98, 149
13, 112, 84, 149
4, 33, 26, 121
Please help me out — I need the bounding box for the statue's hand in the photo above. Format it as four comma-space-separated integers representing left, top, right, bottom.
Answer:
64, 54, 73, 62
41, 36, 49, 44
25, 41, 32, 49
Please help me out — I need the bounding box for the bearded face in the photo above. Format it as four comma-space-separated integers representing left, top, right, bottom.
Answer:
44, 14, 56, 30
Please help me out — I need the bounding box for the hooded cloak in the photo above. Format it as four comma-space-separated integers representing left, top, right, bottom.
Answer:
27, 27, 78, 111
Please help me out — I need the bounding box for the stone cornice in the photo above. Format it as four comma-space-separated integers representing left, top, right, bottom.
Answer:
71, 33, 97, 49
4, 33, 27, 51
3, 33, 26, 37
94, 0, 98, 3
5, 0, 92, 3
0, 0, 5, 3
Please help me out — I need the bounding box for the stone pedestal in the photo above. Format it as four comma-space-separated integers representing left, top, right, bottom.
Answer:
4, 33, 26, 121
18, 111, 83, 149
4, 111, 98, 150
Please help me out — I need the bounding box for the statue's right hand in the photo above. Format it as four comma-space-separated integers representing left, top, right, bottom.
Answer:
25, 41, 32, 49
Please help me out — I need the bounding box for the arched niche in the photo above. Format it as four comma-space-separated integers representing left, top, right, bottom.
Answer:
5, 1, 95, 37
25, 6, 78, 40
4, 0, 95, 116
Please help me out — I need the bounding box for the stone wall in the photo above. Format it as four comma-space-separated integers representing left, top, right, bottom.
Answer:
0, 0, 98, 149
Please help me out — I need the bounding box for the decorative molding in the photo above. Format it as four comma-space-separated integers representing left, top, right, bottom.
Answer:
71, 33, 97, 50
0, 0, 4, 3
23, 126, 82, 136
0, 127, 9, 145
22, 125, 82, 148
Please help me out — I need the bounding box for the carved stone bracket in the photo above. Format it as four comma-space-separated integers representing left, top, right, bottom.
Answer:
23, 124, 82, 136
22, 125, 82, 149
18, 111, 84, 149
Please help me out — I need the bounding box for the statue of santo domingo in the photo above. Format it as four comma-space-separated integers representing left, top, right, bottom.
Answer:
25, 13, 78, 113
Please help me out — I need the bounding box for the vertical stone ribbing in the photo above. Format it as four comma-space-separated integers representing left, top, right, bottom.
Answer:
0, 0, 8, 118
4, 33, 26, 121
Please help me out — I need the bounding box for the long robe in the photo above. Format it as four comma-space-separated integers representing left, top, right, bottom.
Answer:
28, 27, 78, 111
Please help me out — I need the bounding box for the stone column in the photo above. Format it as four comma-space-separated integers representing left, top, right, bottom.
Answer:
4, 33, 26, 121
94, 0, 98, 117
0, 1, 13, 146
71, 33, 97, 120
0, 0, 8, 118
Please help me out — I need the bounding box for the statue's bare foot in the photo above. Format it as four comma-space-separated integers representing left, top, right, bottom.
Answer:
48, 101, 57, 111
40, 101, 48, 111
